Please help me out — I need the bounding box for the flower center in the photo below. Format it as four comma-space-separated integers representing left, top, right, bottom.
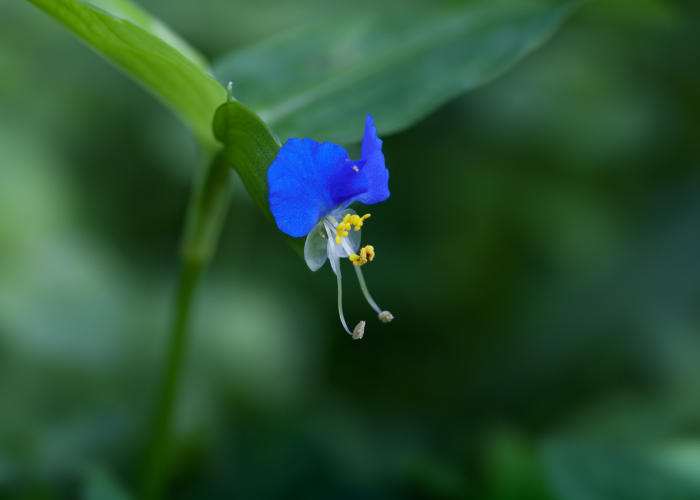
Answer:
334, 213, 371, 244
329, 212, 377, 267
319, 208, 393, 334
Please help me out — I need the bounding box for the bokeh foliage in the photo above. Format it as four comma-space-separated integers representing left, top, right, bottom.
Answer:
2, 0, 700, 499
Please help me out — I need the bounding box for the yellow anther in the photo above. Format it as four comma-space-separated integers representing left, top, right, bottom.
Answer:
335, 213, 374, 244
352, 166, 359, 172
350, 247, 367, 266
349, 246, 376, 266
336, 221, 351, 243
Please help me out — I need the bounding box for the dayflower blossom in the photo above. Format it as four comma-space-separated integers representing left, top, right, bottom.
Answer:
268, 115, 393, 339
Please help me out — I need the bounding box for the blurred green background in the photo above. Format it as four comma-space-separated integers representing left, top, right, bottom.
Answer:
3, 0, 700, 498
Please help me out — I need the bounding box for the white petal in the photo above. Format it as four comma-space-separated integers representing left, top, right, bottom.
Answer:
327, 236, 338, 276
304, 220, 328, 272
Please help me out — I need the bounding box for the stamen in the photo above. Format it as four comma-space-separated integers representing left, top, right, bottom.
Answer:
330, 213, 372, 244
378, 311, 394, 323
326, 213, 393, 328
348, 245, 374, 266
328, 232, 353, 335
352, 321, 365, 340
325, 219, 363, 337
352, 214, 371, 230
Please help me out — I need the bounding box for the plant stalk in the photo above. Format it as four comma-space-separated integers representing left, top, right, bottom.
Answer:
141, 150, 231, 500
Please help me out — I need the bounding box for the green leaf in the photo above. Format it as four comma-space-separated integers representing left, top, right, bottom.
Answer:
213, 100, 281, 218
82, 0, 211, 72
212, 100, 303, 255
543, 440, 700, 500
26, 0, 225, 148
212, 1, 582, 144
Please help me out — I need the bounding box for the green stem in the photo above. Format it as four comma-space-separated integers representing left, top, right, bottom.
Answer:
141, 150, 231, 500
141, 258, 201, 500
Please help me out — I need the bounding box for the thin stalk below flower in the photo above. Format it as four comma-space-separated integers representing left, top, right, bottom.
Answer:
141, 151, 230, 500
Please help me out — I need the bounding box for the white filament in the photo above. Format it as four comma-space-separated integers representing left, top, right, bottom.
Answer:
318, 208, 390, 332
325, 222, 353, 336
354, 265, 382, 314
328, 212, 385, 316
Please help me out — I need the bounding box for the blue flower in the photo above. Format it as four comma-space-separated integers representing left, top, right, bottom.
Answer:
268, 115, 394, 339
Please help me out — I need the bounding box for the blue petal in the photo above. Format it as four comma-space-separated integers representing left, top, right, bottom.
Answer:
268, 138, 369, 237
353, 114, 390, 205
